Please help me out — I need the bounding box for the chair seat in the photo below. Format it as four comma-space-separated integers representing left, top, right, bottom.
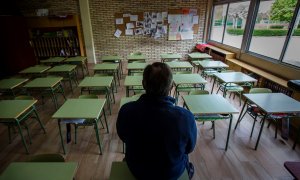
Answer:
109, 161, 189, 180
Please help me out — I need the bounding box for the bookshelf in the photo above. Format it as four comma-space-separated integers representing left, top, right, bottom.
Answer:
26, 15, 85, 59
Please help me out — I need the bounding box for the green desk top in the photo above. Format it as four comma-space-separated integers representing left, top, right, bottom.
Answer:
188, 52, 212, 59
0, 78, 28, 89
0, 100, 37, 119
19, 66, 51, 74
64, 56, 87, 62
93, 64, 119, 71
101, 55, 122, 61
78, 76, 113, 87
173, 74, 207, 85
214, 72, 257, 83
40, 57, 66, 63
197, 61, 229, 68
120, 96, 140, 109
24, 77, 63, 88
165, 61, 193, 69
127, 54, 147, 60
183, 94, 239, 114
52, 99, 106, 119
127, 63, 148, 70
160, 53, 182, 59
244, 93, 300, 114
124, 76, 143, 86
47, 65, 77, 73
0, 162, 77, 180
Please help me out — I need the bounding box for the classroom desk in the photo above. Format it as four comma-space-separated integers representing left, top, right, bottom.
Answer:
234, 93, 300, 150
211, 72, 257, 94
0, 100, 45, 154
127, 54, 147, 63
52, 99, 106, 154
19, 66, 51, 77
165, 61, 193, 72
0, 78, 28, 97
78, 76, 114, 114
173, 74, 207, 102
124, 76, 143, 97
160, 53, 182, 62
196, 60, 228, 74
284, 161, 300, 179
188, 52, 212, 61
40, 57, 66, 65
127, 62, 148, 75
183, 94, 239, 150
93, 63, 120, 87
0, 162, 77, 180
47, 65, 78, 92
23, 77, 65, 110
101, 55, 123, 76
64, 56, 89, 77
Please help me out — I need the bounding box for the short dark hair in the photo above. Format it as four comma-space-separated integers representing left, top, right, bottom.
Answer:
142, 62, 173, 96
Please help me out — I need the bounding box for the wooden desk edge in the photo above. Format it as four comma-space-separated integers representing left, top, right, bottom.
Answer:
227, 58, 288, 88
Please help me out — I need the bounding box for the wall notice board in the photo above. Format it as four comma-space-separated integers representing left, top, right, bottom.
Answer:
168, 8, 199, 40
114, 8, 199, 40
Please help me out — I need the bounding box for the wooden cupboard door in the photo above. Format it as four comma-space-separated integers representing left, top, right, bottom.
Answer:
0, 16, 36, 78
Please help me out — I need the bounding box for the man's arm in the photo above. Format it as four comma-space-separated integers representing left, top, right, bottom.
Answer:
185, 112, 197, 154
116, 106, 127, 142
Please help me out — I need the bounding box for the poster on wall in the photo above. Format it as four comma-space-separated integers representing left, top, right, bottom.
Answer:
168, 8, 197, 40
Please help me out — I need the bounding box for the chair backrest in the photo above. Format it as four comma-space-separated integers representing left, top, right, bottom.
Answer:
130, 52, 142, 55
131, 60, 146, 63
249, 88, 272, 94
94, 73, 110, 77
79, 94, 98, 99
27, 154, 65, 162
175, 71, 192, 74
221, 70, 234, 73
14, 95, 35, 100
189, 90, 209, 95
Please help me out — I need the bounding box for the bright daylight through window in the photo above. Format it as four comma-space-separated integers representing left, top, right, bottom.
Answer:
210, 0, 300, 68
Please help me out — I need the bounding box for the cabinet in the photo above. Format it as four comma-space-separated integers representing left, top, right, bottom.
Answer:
25, 15, 85, 59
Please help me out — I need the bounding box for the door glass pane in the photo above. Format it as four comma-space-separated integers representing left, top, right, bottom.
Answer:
283, 9, 300, 67
210, 4, 228, 42
223, 1, 250, 48
249, 0, 297, 59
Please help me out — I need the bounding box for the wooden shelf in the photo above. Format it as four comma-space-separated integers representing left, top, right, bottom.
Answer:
25, 15, 85, 58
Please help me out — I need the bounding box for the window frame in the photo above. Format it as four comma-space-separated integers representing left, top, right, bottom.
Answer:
208, 0, 300, 69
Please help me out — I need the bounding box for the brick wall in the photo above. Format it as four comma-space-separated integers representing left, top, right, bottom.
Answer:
89, 0, 208, 62
17, 0, 208, 62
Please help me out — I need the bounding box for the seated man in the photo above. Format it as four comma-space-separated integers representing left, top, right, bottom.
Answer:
117, 62, 197, 179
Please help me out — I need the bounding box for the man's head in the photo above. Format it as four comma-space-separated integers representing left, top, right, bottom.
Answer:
142, 62, 173, 96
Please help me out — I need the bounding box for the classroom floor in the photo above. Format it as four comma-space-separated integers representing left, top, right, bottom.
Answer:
0, 62, 299, 180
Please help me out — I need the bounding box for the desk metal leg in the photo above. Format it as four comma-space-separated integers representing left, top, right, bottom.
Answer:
16, 121, 29, 154
58, 120, 66, 154
94, 119, 103, 155
211, 77, 216, 94
225, 114, 233, 151
255, 114, 267, 150
126, 87, 129, 97
234, 100, 247, 130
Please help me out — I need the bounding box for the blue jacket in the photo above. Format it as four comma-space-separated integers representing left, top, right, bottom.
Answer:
117, 94, 197, 180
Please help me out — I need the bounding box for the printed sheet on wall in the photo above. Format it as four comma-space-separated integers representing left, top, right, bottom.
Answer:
168, 8, 199, 41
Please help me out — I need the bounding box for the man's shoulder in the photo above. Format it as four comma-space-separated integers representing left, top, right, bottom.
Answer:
172, 106, 194, 119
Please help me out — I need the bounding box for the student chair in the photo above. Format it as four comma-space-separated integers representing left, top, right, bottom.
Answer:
109, 161, 189, 180
27, 153, 65, 162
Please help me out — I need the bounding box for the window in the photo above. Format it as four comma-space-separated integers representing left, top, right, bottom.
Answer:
209, 0, 300, 68
248, 0, 297, 60
223, 1, 250, 48
210, 4, 228, 42
282, 9, 300, 67
209, 2, 250, 48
